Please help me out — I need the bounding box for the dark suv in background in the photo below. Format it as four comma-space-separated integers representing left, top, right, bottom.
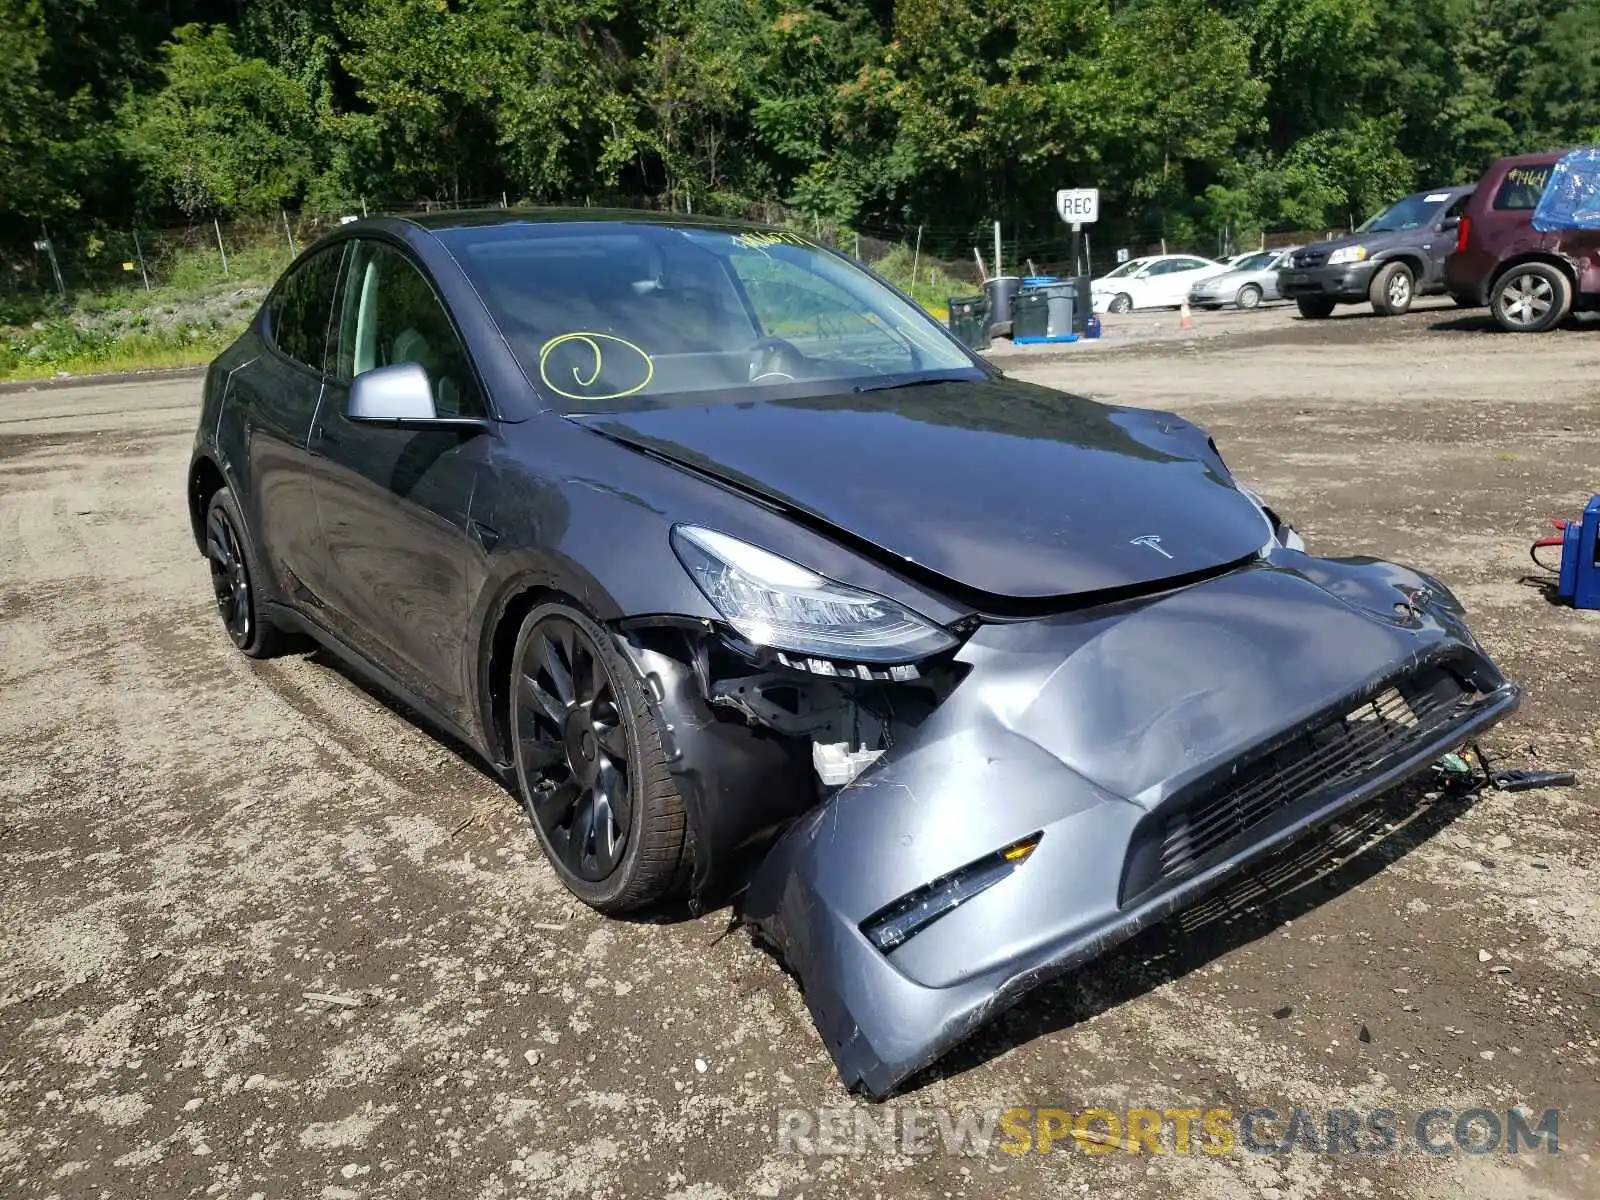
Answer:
1279, 186, 1475, 318
1446, 149, 1600, 333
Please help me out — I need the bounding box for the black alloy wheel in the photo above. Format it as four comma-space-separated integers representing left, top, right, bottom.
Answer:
509, 603, 686, 910
204, 487, 284, 658
207, 505, 252, 647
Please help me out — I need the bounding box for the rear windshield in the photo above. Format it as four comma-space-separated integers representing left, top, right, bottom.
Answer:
1493, 164, 1555, 211
437, 222, 974, 411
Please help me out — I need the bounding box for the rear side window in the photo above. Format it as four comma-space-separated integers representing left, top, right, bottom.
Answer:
269, 246, 344, 371
1493, 165, 1555, 211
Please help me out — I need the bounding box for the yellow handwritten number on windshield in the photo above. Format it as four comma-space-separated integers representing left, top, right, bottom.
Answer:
537, 332, 654, 401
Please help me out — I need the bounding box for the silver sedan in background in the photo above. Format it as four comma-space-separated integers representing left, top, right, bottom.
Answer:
1188, 247, 1299, 310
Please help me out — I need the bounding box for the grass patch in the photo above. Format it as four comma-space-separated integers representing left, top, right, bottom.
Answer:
0, 238, 275, 381
0, 318, 240, 381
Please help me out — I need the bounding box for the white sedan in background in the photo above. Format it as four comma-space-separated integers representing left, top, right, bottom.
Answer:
1091, 254, 1230, 313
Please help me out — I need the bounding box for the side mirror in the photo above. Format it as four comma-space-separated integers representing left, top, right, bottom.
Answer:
1440, 215, 1461, 231
346, 362, 490, 432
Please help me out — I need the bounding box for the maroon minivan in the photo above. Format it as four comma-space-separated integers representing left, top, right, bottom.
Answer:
1447, 150, 1600, 332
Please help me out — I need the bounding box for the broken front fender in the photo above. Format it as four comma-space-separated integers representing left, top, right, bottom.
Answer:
738, 558, 1520, 1097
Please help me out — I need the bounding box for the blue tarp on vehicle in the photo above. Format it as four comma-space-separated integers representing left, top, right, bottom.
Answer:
1532, 146, 1600, 232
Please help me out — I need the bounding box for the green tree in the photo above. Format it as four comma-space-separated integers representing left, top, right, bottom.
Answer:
119, 25, 321, 217
0, 1, 61, 220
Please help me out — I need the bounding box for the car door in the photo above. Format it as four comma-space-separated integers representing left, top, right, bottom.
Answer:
1167, 258, 1216, 303
1263, 252, 1289, 300
230, 243, 345, 606
308, 236, 493, 724
1143, 260, 1192, 305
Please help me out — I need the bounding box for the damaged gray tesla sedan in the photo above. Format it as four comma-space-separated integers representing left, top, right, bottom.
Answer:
188, 210, 1521, 1098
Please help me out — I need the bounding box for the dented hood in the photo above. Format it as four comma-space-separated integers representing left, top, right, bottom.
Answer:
570, 379, 1270, 601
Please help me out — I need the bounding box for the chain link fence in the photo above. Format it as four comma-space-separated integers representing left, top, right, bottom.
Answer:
3, 195, 1345, 307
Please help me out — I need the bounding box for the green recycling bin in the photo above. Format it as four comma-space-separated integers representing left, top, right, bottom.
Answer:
946, 295, 991, 350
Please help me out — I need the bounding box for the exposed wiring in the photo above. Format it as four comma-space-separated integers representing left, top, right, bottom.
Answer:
1529, 519, 1567, 573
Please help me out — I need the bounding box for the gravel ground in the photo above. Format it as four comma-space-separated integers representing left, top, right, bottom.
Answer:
2, 299, 1597, 1199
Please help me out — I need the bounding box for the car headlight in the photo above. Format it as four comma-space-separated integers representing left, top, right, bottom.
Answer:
1327, 245, 1368, 266
671, 525, 959, 664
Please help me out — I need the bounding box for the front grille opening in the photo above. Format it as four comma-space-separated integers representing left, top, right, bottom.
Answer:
1146, 663, 1472, 890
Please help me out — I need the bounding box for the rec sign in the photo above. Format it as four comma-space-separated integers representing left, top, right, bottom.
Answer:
1056, 188, 1100, 225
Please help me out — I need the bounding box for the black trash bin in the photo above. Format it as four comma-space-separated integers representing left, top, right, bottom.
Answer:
983, 276, 1023, 337
1011, 288, 1050, 340
1057, 275, 1091, 334
946, 295, 991, 351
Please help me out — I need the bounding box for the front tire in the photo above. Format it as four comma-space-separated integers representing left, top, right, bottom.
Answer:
1296, 297, 1336, 320
1107, 293, 1133, 314
204, 487, 287, 658
1368, 262, 1415, 316
1236, 284, 1262, 310
1490, 263, 1571, 333
509, 602, 687, 912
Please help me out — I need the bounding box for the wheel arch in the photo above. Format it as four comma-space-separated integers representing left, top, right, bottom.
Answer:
473, 552, 697, 769
1375, 251, 1427, 281
187, 455, 229, 555
1489, 251, 1579, 296
478, 577, 584, 769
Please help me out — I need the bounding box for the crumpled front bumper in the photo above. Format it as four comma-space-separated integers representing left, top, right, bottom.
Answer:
738, 556, 1520, 1098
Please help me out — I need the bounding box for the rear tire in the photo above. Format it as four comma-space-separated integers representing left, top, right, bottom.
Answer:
1490, 263, 1571, 333
204, 487, 287, 659
1296, 297, 1336, 320
1236, 284, 1262, 310
1368, 262, 1415, 316
509, 601, 687, 913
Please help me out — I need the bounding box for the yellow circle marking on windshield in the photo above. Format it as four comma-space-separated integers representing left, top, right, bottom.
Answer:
537, 332, 654, 401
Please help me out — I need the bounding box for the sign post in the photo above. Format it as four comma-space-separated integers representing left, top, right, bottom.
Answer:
1056, 188, 1100, 277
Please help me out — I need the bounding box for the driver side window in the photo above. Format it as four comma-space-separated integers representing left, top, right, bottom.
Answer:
334, 240, 484, 417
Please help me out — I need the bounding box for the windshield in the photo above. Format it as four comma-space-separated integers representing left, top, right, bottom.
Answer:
1361, 193, 1453, 233
1230, 251, 1276, 272
438, 222, 975, 410
1102, 258, 1148, 279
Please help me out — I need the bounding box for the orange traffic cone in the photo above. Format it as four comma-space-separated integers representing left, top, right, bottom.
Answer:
1179, 300, 1194, 331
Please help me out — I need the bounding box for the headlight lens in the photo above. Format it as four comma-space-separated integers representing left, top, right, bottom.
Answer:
1327, 245, 1368, 266
671, 525, 958, 664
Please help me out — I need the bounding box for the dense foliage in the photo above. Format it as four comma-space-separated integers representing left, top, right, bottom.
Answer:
3, 0, 1597, 249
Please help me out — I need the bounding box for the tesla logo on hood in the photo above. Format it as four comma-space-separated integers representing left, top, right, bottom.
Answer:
1130, 534, 1173, 559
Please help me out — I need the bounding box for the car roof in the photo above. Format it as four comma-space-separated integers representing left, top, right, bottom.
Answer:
393, 206, 771, 235
1486, 150, 1565, 171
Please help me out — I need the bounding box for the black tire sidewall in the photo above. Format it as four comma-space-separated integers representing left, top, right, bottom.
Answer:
1111, 294, 1132, 313
1296, 298, 1335, 319
207, 487, 281, 658
1491, 264, 1571, 334
1370, 262, 1414, 316
1237, 285, 1261, 309
509, 600, 664, 910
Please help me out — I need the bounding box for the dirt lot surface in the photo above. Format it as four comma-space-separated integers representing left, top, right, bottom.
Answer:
3, 300, 1598, 1199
